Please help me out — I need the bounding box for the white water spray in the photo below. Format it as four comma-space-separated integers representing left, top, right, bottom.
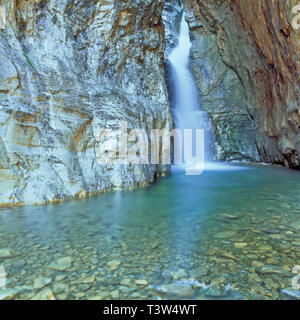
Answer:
168, 13, 215, 173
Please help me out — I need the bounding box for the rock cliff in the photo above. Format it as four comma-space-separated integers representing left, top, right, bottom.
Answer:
162, 0, 183, 56
0, 0, 172, 206
162, 0, 183, 112
185, 0, 300, 167
1, 0, 300, 206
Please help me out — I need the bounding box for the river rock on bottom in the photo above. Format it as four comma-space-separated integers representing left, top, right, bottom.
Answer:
47, 257, 73, 271
0, 248, 13, 258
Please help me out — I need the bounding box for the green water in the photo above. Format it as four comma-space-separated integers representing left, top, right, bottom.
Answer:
0, 164, 300, 300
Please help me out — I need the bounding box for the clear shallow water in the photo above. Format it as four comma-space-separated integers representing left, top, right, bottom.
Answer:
0, 164, 300, 300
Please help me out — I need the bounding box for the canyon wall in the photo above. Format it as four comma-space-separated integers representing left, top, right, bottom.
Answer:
162, 0, 183, 56
186, 0, 300, 167
163, 0, 183, 110
1, 0, 299, 206
0, 0, 172, 206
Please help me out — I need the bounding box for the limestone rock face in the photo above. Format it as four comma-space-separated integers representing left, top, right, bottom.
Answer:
0, 0, 172, 206
186, 0, 300, 166
162, 0, 184, 57
162, 0, 183, 110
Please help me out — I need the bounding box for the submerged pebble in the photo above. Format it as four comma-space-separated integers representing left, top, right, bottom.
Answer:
47, 257, 73, 271
33, 277, 52, 289
0, 288, 18, 300
0, 249, 13, 258
31, 289, 56, 300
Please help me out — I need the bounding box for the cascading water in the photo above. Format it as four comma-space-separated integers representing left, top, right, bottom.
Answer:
168, 12, 215, 172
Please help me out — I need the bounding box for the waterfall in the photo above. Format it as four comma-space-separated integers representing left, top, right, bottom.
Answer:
168, 12, 215, 172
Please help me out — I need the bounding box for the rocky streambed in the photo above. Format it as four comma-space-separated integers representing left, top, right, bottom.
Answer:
0, 164, 300, 300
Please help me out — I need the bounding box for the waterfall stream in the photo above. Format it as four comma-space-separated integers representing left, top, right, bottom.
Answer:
168, 13, 215, 172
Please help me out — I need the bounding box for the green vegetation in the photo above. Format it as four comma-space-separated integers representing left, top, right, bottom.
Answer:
22, 50, 35, 69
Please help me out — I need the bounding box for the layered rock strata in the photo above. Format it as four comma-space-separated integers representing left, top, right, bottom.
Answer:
186, 0, 300, 166
0, 0, 172, 206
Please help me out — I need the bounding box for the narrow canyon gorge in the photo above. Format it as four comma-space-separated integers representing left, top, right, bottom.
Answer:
0, 0, 299, 206
0, 0, 300, 302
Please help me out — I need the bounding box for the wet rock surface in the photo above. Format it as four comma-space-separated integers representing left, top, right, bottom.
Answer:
0, 0, 172, 206
47, 257, 73, 272
162, 0, 184, 56
162, 0, 184, 111
0, 164, 300, 300
0, 248, 13, 258
185, 0, 300, 167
